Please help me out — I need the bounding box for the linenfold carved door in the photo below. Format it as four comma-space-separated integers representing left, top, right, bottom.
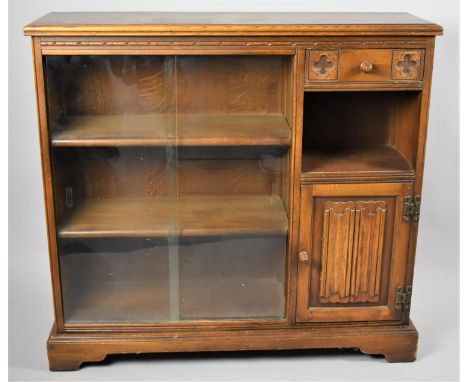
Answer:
296, 183, 413, 322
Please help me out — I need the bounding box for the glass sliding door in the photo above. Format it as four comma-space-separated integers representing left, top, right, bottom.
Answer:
45, 54, 292, 325
174, 56, 291, 320
46, 55, 178, 324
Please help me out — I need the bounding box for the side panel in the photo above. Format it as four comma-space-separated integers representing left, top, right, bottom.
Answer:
32, 37, 65, 330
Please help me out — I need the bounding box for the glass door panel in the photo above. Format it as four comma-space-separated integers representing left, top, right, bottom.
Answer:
45, 54, 292, 325
59, 238, 170, 323
46, 55, 178, 324
174, 56, 292, 320
179, 235, 286, 320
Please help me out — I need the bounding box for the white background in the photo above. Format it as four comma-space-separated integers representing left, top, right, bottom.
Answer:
8, 1, 459, 381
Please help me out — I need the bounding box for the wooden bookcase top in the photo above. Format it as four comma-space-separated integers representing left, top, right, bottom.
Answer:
24, 12, 443, 36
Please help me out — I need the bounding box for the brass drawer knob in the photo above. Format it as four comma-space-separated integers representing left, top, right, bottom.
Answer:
360, 62, 374, 73
298, 251, 310, 263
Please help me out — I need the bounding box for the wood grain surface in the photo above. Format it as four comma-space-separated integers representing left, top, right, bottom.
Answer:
24, 12, 442, 36
58, 196, 288, 238
51, 114, 291, 146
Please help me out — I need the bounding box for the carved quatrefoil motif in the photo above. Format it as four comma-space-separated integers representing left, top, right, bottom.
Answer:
396, 54, 418, 76
392, 50, 422, 80
313, 55, 335, 76
308, 50, 338, 81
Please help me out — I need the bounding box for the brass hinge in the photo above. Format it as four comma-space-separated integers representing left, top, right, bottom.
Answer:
403, 195, 421, 222
395, 285, 412, 311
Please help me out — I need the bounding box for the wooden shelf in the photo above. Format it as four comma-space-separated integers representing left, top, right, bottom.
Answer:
51, 114, 291, 147
58, 196, 288, 238
64, 281, 171, 323
301, 145, 415, 182
64, 278, 284, 323
180, 278, 284, 320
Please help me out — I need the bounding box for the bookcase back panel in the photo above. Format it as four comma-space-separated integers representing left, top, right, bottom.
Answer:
45, 55, 292, 120
52, 147, 286, 202
176, 56, 288, 114
46, 55, 177, 117
303, 91, 420, 154
301, 91, 421, 181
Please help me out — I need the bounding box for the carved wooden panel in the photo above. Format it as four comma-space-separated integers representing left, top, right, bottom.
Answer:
319, 201, 355, 303
350, 201, 387, 303
304, 48, 424, 84
392, 50, 422, 80
319, 200, 387, 304
307, 50, 338, 81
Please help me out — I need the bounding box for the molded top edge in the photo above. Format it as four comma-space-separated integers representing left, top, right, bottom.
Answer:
24, 12, 443, 36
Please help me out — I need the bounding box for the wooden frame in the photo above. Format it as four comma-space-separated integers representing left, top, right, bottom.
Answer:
24, 12, 442, 370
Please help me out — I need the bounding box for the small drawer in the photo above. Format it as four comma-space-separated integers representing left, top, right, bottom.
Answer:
306, 49, 423, 83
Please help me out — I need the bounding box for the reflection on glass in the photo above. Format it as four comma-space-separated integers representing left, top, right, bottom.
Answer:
60, 238, 170, 323
46, 55, 292, 324
179, 236, 286, 320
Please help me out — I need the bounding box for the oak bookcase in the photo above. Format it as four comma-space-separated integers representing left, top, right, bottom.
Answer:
24, 12, 442, 370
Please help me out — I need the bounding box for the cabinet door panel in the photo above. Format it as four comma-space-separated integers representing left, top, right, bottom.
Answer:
296, 183, 413, 323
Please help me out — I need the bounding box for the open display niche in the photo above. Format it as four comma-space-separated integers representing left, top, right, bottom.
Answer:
301, 91, 421, 182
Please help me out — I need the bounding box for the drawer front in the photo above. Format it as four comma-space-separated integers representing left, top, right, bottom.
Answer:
306, 49, 423, 83
340, 49, 392, 82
